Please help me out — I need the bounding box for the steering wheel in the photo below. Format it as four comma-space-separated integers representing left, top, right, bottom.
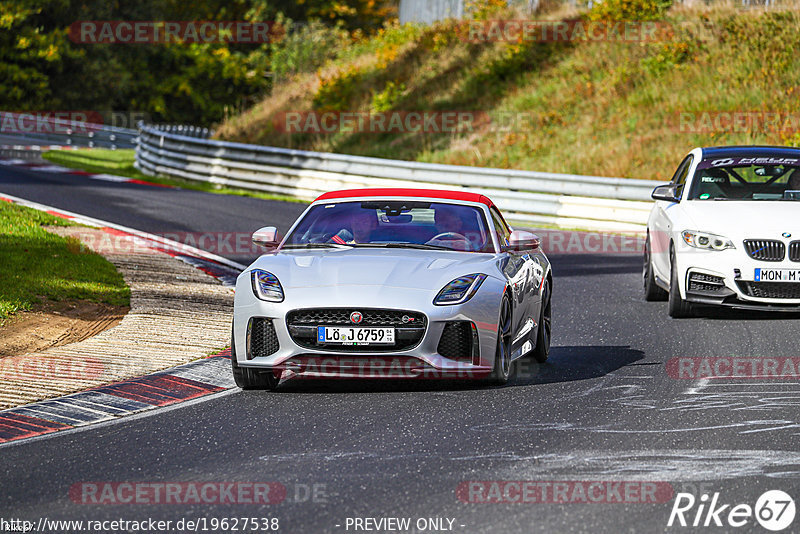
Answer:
427, 232, 471, 251
428, 232, 468, 243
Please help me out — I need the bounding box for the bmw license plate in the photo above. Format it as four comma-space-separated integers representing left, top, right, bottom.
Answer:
317, 326, 395, 345
754, 268, 800, 282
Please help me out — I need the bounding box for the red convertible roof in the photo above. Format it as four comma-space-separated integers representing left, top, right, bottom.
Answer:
314, 188, 496, 208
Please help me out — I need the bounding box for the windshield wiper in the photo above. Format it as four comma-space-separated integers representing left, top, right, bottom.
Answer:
376, 243, 456, 251
283, 242, 458, 251
282, 243, 353, 249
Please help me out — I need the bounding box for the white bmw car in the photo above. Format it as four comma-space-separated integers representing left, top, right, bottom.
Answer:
644, 146, 800, 317
232, 188, 552, 389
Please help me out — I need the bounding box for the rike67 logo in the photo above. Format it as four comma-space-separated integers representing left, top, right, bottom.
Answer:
668, 490, 795, 531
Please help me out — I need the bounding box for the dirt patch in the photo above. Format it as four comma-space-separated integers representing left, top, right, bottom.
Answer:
0, 299, 128, 358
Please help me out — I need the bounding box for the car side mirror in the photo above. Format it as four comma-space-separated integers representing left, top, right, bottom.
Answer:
506, 230, 540, 251
652, 184, 681, 202
252, 226, 280, 248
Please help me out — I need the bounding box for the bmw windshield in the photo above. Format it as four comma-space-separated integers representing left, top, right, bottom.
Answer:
689, 157, 800, 201
283, 201, 495, 252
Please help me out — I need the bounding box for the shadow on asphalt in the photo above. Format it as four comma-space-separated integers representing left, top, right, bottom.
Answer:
506, 345, 645, 388
264, 345, 644, 394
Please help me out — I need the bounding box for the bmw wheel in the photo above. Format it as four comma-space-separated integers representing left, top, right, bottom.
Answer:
668, 247, 694, 318
643, 234, 668, 301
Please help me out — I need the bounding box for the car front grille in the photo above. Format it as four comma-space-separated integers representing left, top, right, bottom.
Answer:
790, 241, 800, 262
687, 272, 725, 293
736, 281, 800, 299
743, 240, 785, 262
437, 321, 478, 363
286, 308, 426, 352
248, 318, 279, 359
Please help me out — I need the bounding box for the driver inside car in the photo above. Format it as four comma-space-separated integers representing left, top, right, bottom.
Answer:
427, 207, 471, 250
328, 209, 378, 244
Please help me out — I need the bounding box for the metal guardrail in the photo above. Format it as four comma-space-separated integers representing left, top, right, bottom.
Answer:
146, 123, 214, 139
0, 111, 139, 149
135, 123, 656, 232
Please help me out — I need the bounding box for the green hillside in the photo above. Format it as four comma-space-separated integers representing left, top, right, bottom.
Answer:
216, 1, 800, 181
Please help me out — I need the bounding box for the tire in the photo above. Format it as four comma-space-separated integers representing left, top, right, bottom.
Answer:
487, 295, 513, 385
231, 328, 280, 390
531, 278, 551, 363
643, 234, 668, 301
668, 247, 694, 318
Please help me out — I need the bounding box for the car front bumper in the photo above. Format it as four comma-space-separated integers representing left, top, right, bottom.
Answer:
232, 277, 506, 379
674, 243, 800, 311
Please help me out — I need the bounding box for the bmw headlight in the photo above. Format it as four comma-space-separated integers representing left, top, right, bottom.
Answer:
434, 274, 487, 305
681, 230, 735, 251
251, 269, 284, 302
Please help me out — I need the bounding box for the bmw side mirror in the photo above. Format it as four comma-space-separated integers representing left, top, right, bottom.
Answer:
652, 184, 681, 203
252, 226, 280, 248
506, 230, 540, 251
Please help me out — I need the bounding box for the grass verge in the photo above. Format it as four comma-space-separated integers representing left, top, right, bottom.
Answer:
42, 149, 307, 204
0, 201, 130, 322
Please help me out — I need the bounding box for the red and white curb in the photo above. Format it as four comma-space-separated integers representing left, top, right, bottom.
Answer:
0, 194, 249, 445
0, 156, 172, 188
0, 350, 235, 445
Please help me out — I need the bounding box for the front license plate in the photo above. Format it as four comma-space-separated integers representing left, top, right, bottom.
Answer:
317, 326, 395, 345
754, 268, 800, 282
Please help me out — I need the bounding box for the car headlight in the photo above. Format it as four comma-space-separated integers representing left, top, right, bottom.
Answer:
251, 269, 284, 302
434, 274, 487, 305
681, 230, 735, 251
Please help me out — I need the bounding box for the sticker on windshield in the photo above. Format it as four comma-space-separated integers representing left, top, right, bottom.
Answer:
698, 156, 800, 169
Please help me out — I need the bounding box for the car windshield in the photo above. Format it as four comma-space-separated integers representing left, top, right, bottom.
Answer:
688, 157, 800, 201
283, 200, 494, 252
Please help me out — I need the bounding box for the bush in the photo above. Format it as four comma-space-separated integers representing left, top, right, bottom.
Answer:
270, 20, 350, 82
588, 0, 672, 22
371, 81, 406, 112
313, 66, 364, 111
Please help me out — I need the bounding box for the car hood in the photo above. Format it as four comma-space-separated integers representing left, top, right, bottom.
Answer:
680, 201, 800, 238
247, 248, 503, 290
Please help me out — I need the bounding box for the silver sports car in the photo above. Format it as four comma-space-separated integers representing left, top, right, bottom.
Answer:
231, 188, 552, 389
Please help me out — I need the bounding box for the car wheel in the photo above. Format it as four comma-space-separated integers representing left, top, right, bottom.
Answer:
643, 234, 668, 301
531, 278, 551, 363
488, 294, 513, 385
668, 247, 693, 319
231, 328, 280, 390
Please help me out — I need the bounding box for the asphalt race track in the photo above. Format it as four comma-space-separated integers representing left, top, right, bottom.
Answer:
2, 165, 800, 533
